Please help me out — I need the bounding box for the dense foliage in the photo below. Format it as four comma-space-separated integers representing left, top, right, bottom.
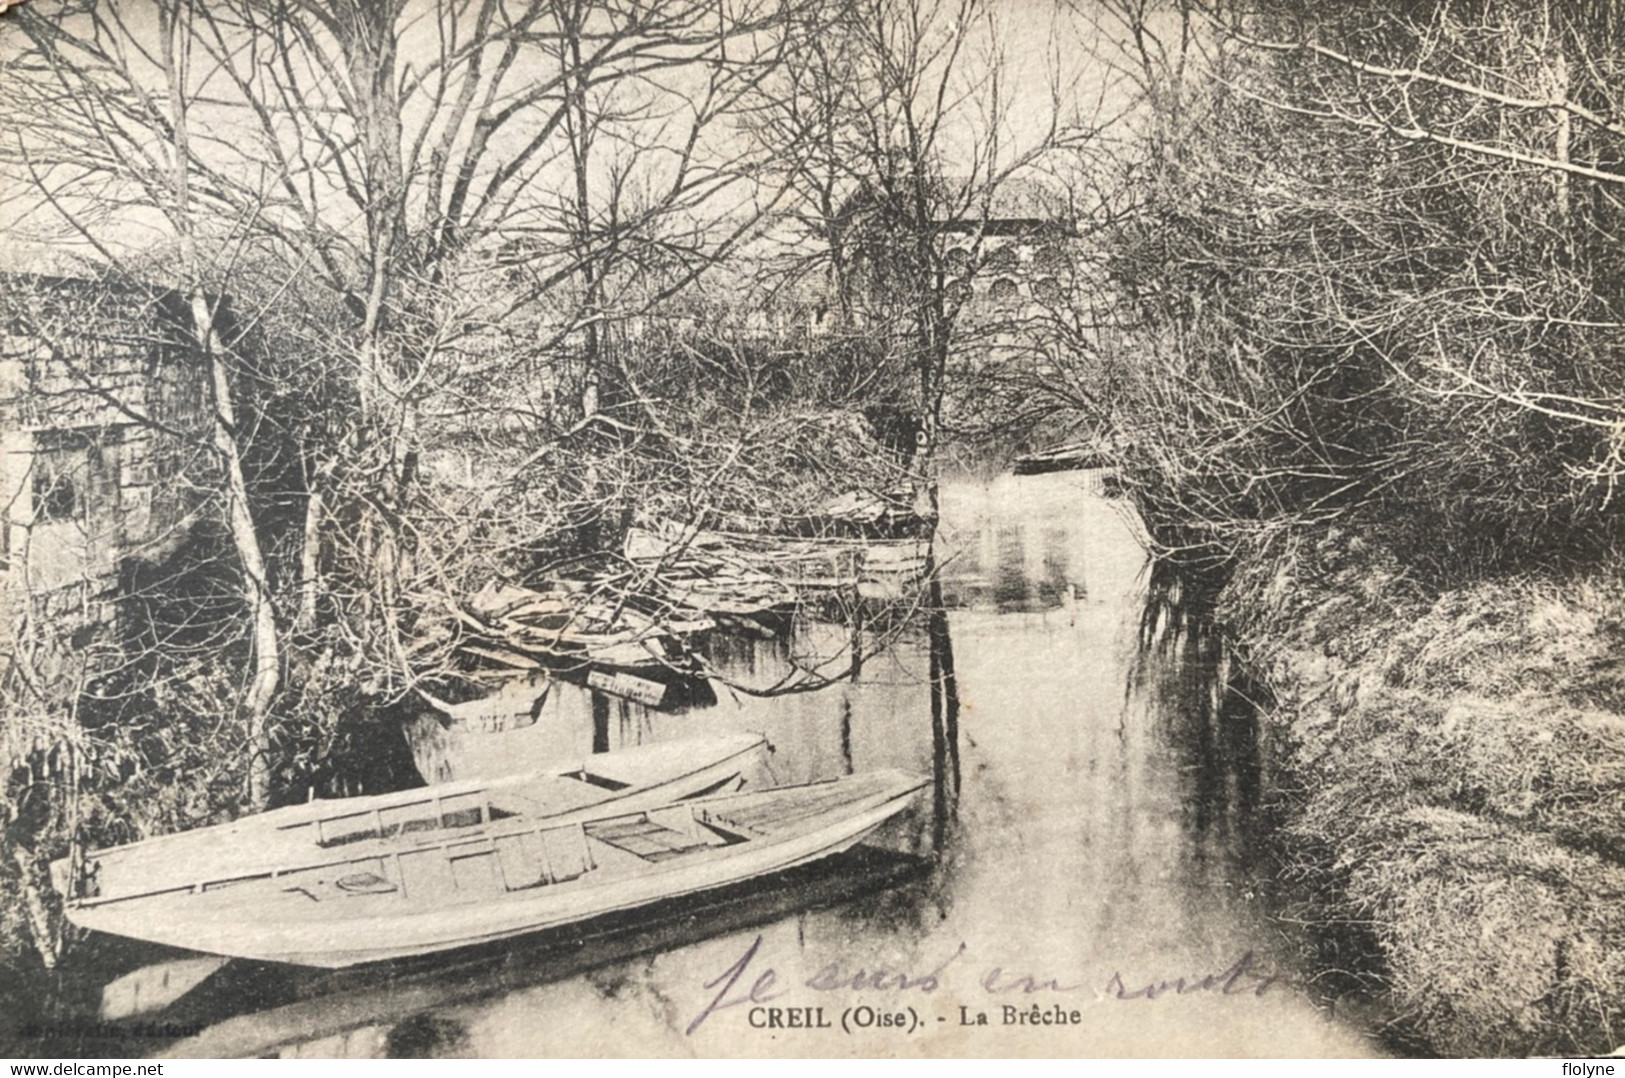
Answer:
1103, 0, 1625, 583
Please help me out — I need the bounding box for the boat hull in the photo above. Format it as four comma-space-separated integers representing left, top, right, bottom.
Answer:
61, 733, 768, 907
68, 775, 926, 968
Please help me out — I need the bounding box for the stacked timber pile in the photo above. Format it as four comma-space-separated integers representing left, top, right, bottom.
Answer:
627, 523, 930, 601
1012, 437, 1119, 476
792, 488, 928, 539
453, 580, 707, 672
623, 528, 798, 615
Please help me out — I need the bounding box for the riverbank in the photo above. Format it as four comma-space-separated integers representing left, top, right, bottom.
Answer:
1215, 531, 1625, 1057
12, 474, 1385, 1059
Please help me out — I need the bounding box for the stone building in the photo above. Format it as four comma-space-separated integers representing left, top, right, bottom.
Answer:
938, 178, 1079, 320
0, 274, 215, 757
776, 176, 1081, 336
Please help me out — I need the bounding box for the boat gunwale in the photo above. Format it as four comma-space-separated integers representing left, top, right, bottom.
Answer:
66, 734, 769, 908
71, 775, 928, 966
324, 791, 917, 966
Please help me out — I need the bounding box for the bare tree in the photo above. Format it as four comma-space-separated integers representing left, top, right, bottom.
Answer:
1, 0, 820, 813
3, 0, 284, 802
1205, 0, 1625, 501
1080, 0, 1625, 574
755, 0, 1093, 502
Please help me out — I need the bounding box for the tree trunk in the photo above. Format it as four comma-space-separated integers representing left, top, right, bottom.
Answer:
296, 476, 324, 633
163, 1, 280, 807
199, 300, 281, 808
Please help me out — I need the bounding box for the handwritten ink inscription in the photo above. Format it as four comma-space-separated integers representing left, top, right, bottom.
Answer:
686, 936, 1281, 1036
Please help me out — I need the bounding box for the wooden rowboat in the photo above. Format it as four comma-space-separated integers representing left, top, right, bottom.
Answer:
64, 768, 928, 968
54, 733, 768, 909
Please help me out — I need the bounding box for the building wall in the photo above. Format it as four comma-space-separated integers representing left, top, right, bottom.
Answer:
0, 275, 214, 757
943, 231, 1075, 322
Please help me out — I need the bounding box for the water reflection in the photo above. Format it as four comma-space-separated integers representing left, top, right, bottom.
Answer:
406, 611, 944, 802
25, 470, 1384, 1058
926, 590, 961, 851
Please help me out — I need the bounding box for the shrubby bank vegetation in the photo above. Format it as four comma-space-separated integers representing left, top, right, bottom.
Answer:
1100, 0, 1625, 1056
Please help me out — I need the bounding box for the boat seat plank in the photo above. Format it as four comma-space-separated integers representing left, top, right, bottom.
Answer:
449, 850, 502, 894
585, 817, 712, 862
703, 780, 890, 835
538, 824, 593, 883
495, 832, 546, 890
398, 848, 458, 901
487, 778, 605, 820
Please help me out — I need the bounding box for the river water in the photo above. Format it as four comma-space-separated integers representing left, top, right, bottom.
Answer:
50, 472, 1384, 1058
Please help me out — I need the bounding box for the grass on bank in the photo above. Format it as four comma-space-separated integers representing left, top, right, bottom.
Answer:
1222, 537, 1625, 1056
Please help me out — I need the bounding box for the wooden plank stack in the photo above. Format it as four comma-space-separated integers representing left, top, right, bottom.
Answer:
456, 580, 697, 670
626, 524, 929, 600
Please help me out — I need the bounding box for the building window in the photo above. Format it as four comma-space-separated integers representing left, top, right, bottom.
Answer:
34, 467, 79, 523
1031, 245, 1065, 273
988, 277, 1020, 304
1032, 276, 1063, 304
31, 431, 97, 524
